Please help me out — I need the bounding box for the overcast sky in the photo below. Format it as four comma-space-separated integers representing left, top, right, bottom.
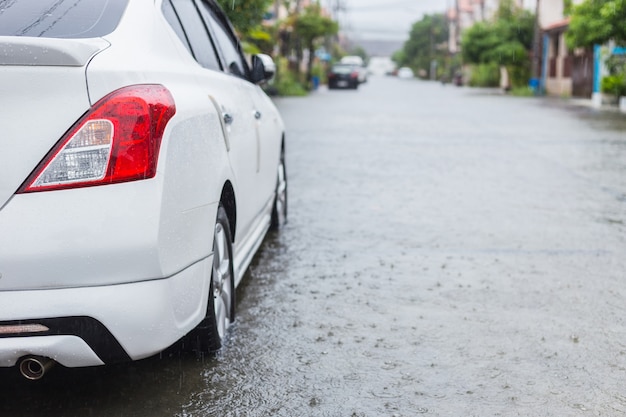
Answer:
328, 0, 452, 41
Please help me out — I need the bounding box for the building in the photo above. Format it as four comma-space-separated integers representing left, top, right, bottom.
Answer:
539, 0, 592, 97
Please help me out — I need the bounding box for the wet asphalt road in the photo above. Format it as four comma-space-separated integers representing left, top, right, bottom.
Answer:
2, 76, 626, 417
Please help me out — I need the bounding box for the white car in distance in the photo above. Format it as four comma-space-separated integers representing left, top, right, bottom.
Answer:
0, 0, 287, 380
397, 67, 415, 79
340, 55, 368, 84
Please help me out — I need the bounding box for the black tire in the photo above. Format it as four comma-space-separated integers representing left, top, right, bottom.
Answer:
271, 144, 287, 229
184, 205, 235, 353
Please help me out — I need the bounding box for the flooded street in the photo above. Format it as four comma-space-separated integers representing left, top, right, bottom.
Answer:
2, 77, 626, 416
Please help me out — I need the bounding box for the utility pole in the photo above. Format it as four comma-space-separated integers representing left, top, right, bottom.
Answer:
531, 0, 542, 81
454, 0, 460, 54
329, 0, 345, 56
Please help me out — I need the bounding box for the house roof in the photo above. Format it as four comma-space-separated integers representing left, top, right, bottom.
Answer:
447, 0, 476, 19
459, 0, 474, 12
543, 17, 571, 32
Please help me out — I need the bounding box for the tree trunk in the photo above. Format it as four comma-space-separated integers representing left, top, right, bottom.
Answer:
306, 39, 315, 88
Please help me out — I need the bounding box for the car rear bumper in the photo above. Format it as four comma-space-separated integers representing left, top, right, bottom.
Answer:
0, 256, 211, 367
328, 78, 358, 89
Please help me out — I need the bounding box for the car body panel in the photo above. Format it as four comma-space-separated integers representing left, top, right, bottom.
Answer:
0, 37, 109, 67
0, 64, 93, 210
0, 336, 105, 368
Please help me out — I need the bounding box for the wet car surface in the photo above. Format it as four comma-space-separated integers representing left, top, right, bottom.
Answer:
2, 77, 626, 416
0, 0, 285, 372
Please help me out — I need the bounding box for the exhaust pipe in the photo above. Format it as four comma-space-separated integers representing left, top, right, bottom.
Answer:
18, 356, 55, 380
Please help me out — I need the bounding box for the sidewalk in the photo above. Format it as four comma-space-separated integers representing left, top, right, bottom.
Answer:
568, 97, 625, 113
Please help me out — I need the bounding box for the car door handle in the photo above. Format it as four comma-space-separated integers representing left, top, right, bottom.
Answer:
254, 110, 262, 120
223, 113, 234, 125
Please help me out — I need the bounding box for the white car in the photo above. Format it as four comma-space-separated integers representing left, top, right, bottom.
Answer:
340, 56, 367, 84
397, 67, 415, 79
0, 0, 286, 379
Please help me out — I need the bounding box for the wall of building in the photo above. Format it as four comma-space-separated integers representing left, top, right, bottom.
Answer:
539, 0, 564, 28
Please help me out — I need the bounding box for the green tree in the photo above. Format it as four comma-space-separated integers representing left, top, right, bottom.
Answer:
347, 46, 369, 63
397, 13, 448, 78
461, 1, 534, 87
216, 0, 273, 35
461, 22, 500, 64
566, 0, 626, 48
391, 49, 406, 66
216, 0, 274, 53
293, 3, 338, 86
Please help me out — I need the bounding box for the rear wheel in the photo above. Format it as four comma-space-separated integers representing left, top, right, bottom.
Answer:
185, 205, 235, 353
271, 145, 287, 229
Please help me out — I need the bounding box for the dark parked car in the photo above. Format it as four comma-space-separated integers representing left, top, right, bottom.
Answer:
327, 64, 360, 89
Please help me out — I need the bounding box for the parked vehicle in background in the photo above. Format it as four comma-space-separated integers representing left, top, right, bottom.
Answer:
0, 0, 287, 380
367, 56, 396, 76
397, 67, 415, 79
340, 55, 364, 67
340, 55, 368, 84
328, 64, 361, 89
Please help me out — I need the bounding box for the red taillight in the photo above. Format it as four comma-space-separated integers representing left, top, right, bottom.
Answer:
18, 84, 176, 193
350, 72, 359, 78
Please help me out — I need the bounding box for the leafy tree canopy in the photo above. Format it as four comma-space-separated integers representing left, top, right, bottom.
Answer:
291, 3, 338, 85
461, 22, 500, 64
216, 0, 273, 35
461, 0, 534, 66
396, 13, 448, 75
348, 46, 369, 63
293, 3, 338, 46
460, 0, 534, 87
566, 0, 626, 48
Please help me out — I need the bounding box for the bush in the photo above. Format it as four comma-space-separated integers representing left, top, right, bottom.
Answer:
468, 63, 500, 87
272, 57, 308, 97
311, 61, 327, 85
508, 65, 530, 89
509, 86, 535, 97
275, 77, 308, 96
601, 74, 626, 98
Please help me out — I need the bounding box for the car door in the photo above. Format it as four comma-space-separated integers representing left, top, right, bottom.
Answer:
166, 0, 261, 241
195, 0, 277, 214
248, 84, 284, 206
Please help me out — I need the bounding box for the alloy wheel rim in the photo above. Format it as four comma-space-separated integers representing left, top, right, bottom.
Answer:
275, 158, 287, 225
213, 222, 232, 339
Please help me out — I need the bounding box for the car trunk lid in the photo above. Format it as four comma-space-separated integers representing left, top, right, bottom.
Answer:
0, 37, 109, 209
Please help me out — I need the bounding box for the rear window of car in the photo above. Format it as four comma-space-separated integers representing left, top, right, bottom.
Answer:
332, 65, 354, 74
0, 0, 128, 38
